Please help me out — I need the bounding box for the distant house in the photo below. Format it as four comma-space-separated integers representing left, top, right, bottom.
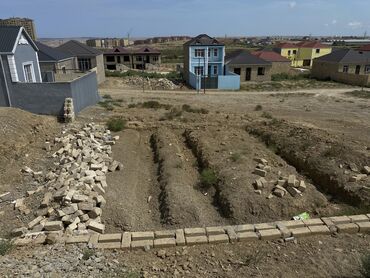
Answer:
225, 50, 272, 82
35, 41, 76, 82
311, 49, 370, 86
358, 44, 370, 52
104, 46, 161, 71
57, 40, 106, 84
252, 50, 291, 74
0, 26, 99, 116
274, 41, 332, 67
183, 34, 240, 90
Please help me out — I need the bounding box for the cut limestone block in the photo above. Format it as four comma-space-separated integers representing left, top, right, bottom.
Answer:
254, 168, 267, 177
336, 223, 359, 234
28, 216, 44, 229
330, 216, 351, 225
184, 228, 206, 237
237, 232, 259, 242
97, 242, 121, 249
186, 235, 208, 246
99, 233, 122, 243
276, 220, 305, 229
348, 215, 369, 223
290, 227, 312, 237
65, 235, 91, 244
154, 238, 176, 248
131, 240, 153, 250
154, 230, 176, 239
175, 229, 185, 246
225, 226, 238, 243
132, 231, 154, 241
208, 234, 229, 244
121, 232, 131, 250
302, 219, 324, 227
357, 222, 370, 233
286, 186, 300, 197
44, 221, 63, 231
308, 225, 331, 235
259, 229, 282, 240
255, 223, 276, 231
234, 224, 255, 233
205, 226, 225, 236
88, 233, 99, 248
88, 221, 105, 234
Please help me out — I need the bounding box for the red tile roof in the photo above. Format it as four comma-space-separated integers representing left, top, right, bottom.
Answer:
104, 46, 160, 55
252, 50, 290, 62
296, 41, 331, 48
275, 42, 297, 48
358, 44, 370, 51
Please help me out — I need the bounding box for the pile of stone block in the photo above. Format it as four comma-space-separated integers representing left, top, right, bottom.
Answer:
348, 165, 369, 182
12, 123, 122, 238
64, 98, 75, 123
272, 174, 306, 198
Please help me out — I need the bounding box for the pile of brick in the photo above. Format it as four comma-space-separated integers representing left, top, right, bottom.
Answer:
64, 98, 75, 123
12, 123, 122, 239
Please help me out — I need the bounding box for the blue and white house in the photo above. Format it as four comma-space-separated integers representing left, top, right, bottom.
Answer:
183, 34, 240, 90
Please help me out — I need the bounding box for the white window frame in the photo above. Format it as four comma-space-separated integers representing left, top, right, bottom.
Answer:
195, 49, 205, 58
22, 61, 36, 83
343, 65, 348, 73
213, 65, 218, 75
194, 66, 203, 76
214, 49, 218, 57
365, 65, 370, 74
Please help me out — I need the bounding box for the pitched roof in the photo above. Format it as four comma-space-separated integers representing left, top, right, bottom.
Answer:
296, 41, 331, 48
275, 42, 297, 49
315, 48, 370, 63
252, 50, 290, 62
184, 34, 224, 46
56, 40, 102, 57
358, 44, 370, 51
104, 46, 161, 55
0, 26, 38, 54
35, 41, 73, 62
225, 50, 271, 65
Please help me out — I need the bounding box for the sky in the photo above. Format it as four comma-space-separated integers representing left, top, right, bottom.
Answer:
0, 0, 369, 38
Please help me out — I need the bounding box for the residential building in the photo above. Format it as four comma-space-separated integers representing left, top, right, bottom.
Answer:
274, 41, 332, 67
56, 40, 106, 84
35, 41, 76, 82
86, 38, 133, 48
104, 46, 161, 70
225, 50, 272, 82
252, 50, 291, 74
0, 26, 99, 116
358, 44, 370, 51
311, 49, 370, 86
183, 34, 240, 90
0, 17, 37, 40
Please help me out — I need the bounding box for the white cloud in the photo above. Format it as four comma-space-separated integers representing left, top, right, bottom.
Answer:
288, 1, 297, 8
348, 21, 363, 28
331, 19, 337, 25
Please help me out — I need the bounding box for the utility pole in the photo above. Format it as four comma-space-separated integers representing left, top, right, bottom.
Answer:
142, 56, 145, 93
203, 54, 206, 94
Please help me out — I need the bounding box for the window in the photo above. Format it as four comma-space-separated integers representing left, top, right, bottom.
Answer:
23, 63, 35, 83
213, 65, 218, 75
194, 66, 203, 76
214, 49, 218, 57
293, 50, 297, 55
123, 56, 130, 62
234, 68, 241, 75
107, 64, 116, 70
152, 56, 158, 62
208, 65, 211, 75
208, 49, 211, 57
117, 56, 121, 63
343, 65, 349, 73
355, 65, 361, 74
316, 49, 320, 54
195, 49, 205, 57
287, 50, 291, 55
136, 56, 142, 62
365, 65, 370, 74
61, 66, 66, 74
78, 58, 91, 71
257, 67, 265, 76
106, 56, 115, 62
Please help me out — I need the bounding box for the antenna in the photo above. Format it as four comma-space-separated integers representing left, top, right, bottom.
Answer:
127, 28, 133, 45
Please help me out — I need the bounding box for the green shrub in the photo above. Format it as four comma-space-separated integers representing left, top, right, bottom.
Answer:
0, 240, 12, 256
107, 117, 126, 132
142, 101, 172, 110
254, 104, 263, 111
182, 104, 209, 114
361, 253, 370, 278
82, 249, 95, 260
345, 90, 370, 99
102, 94, 112, 99
161, 108, 182, 121
271, 73, 311, 81
200, 168, 218, 189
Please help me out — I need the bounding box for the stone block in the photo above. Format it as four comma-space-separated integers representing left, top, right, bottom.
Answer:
88, 233, 99, 248
41, 193, 52, 208
65, 234, 91, 244
297, 180, 306, 192
186, 235, 208, 246
302, 218, 324, 226
205, 226, 225, 236
277, 220, 305, 229
184, 227, 206, 236
290, 227, 312, 237
93, 183, 105, 195
154, 238, 176, 248
357, 222, 370, 233
28, 216, 44, 229
336, 223, 359, 234
175, 229, 185, 246
276, 224, 292, 238
154, 230, 176, 239
97, 242, 121, 249
234, 224, 255, 233
63, 204, 78, 215
11, 227, 27, 237
79, 214, 90, 222
330, 216, 351, 225
254, 168, 267, 177
72, 194, 89, 203
255, 223, 276, 231
308, 225, 331, 235
44, 221, 64, 231
88, 221, 105, 234
131, 240, 153, 250
88, 207, 102, 218
348, 215, 369, 223
287, 175, 296, 187
121, 232, 131, 250
132, 231, 154, 241
99, 233, 122, 243
363, 166, 370, 175
208, 234, 229, 244
286, 186, 300, 197
237, 232, 259, 242
13, 237, 33, 246
259, 229, 282, 240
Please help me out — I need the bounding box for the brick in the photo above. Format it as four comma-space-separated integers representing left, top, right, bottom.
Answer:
11, 227, 27, 237
255, 223, 276, 231
297, 180, 306, 192
13, 237, 33, 246
336, 223, 359, 234
78, 202, 94, 211
348, 215, 369, 223
237, 232, 259, 242
88, 233, 99, 248
132, 231, 154, 241
321, 217, 335, 227
303, 218, 324, 226
208, 234, 229, 244
234, 224, 255, 233
288, 175, 296, 187
154, 230, 175, 239
131, 240, 153, 250
175, 229, 185, 246
291, 227, 312, 237
28, 216, 44, 229
41, 192, 52, 208
87, 221, 105, 234
186, 235, 208, 246
184, 227, 206, 236
121, 232, 131, 250
276, 224, 292, 238
286, 186, 300, 197
330, 216, 351, 225
357, 222, 370, 233
154, 238, 176, 248
44, 221, 64, 231
225, 226, 238, 243
308, 225, 331, 235
97, 242, 121, 249
277, 220, 305, 229
259, 229, 282, 240
206, 226, 225, 236
65, 234, 91, 244
99, 233, 122, 243
254, 168, 267, 177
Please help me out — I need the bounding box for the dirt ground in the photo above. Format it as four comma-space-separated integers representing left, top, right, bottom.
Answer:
1, 80, 370, 276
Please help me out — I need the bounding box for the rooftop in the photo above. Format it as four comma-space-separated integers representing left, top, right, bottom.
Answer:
225, 50, 271, 65
35, 41, 74, 62
0, 26, 37, 54
56, 40, 102, 57
315, 48, 370, 63
252, 50, 290, 62
184, 34, 224, 47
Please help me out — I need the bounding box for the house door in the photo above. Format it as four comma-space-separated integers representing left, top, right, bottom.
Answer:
234, 68, 241, 75
245, 68, 251, 81
355, 65, 361, 74
303, 59, 311, 67
146, 56, 150, 63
